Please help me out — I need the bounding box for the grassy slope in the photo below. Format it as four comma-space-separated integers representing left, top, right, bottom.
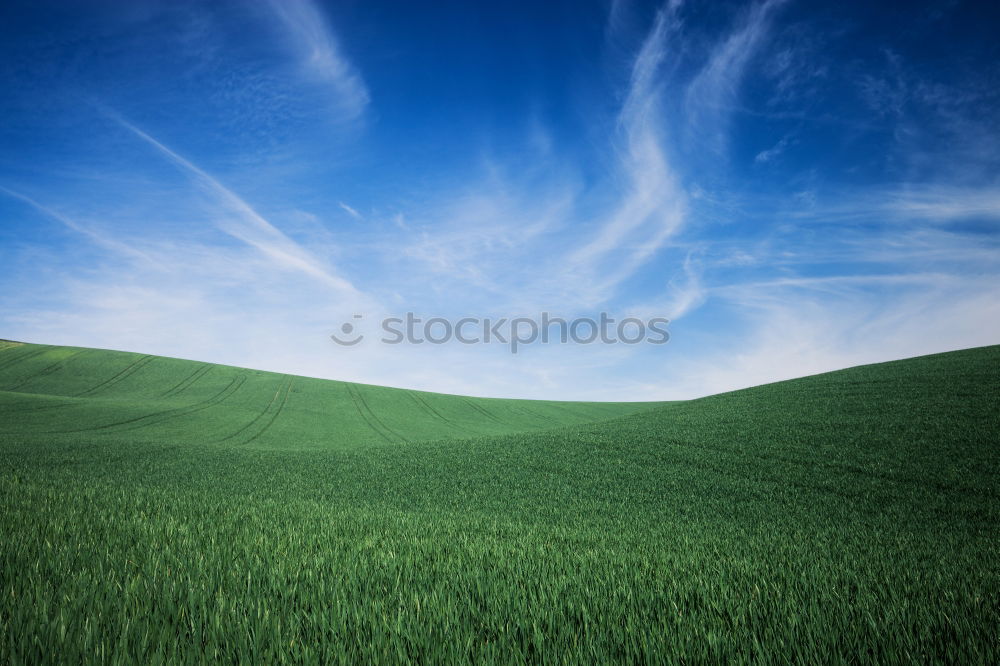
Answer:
0, 342, 998, 663
0, 342, 647, 448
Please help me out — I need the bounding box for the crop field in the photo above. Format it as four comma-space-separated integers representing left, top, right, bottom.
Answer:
1, 341, 998, 663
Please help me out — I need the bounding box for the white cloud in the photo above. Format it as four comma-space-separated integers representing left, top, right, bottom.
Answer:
0, 186, 160, 267
754, 134, 792, 163
683, 0, 787, 154
113, 116, 363, 300
786, 185, 1000, 224
568, 4, 687, 304
384, 5, 693, 312
658, 273, 1000, 399
339, 202, 363, 220
264, 0, 369, 121
878, 186, 1000, 221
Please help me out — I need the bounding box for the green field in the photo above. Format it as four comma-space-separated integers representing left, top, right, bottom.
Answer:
1, 341, 998, 663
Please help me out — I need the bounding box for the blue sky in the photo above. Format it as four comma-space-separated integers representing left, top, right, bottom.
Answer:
1, 0, 998, 400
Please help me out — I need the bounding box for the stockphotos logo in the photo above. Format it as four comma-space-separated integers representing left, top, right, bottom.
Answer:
331, 313, 670, 354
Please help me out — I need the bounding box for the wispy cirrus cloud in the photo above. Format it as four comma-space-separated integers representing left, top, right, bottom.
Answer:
382, 3, 693, 312
338, 201, 363, 220
876, 186, 1000, 222
754, 134, 792, 164
263, 0, 369, 121
111, 115, 362, 299
782, 184, 1000, 224
356, 0, 796, 319
568, 3, 687, 304
0, 186, 159, 267
663, 270, 1000, 399
683, 0, 787, 155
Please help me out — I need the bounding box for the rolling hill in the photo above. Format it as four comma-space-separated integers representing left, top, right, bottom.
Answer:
0, 341, 648, 448
1, 340, 997, 663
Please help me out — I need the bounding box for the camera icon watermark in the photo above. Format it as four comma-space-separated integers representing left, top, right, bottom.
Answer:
329, 314, 364, 346
331, 312, 669, 354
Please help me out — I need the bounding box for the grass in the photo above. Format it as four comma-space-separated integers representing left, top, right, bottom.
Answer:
0, 341, 997, 663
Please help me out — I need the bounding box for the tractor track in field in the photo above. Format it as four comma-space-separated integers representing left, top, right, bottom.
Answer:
501, 401, 560, 427
347, 384, 395, 444
160, 364, 213, 398
3, 349, 90, 392
0, 356, 214, 416
407, 391, 481, 436
531, 401, 588, 423
508, 399, 607, 428
74, 355, 155, 397
346, 384, 409, 444
0, 345, 53, 374
216, 376, 292, 444
17, 374, 248, 436
242, 379, 293, 445
460, 397, 510, 426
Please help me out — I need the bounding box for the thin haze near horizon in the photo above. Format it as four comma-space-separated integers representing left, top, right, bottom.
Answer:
1, 0, 998, 400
